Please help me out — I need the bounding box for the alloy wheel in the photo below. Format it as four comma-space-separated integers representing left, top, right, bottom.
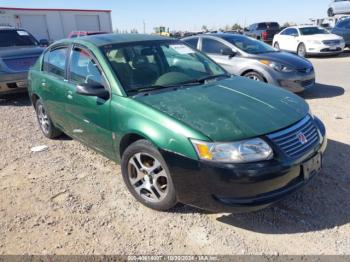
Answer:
127, 152, 169, 202
37, 104, 50, 135
298, 44, 306, 57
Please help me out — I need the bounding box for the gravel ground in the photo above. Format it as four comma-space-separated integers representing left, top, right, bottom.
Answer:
0, 51, 350, 255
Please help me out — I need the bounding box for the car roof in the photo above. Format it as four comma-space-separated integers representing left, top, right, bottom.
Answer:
183, 33, 242, 39
55, 33, 172, 47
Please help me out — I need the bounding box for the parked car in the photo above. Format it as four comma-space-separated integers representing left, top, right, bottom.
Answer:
68, 31, 108, 38
244, 22, 281, 43
0, 27, 45, 96
28, 34, 327, 213
183, 33, 315, 93
328, 0, 350, 17
332, 17, 350, 47
273, 26, 345, 57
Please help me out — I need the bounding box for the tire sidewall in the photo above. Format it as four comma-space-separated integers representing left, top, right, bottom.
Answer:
121, 140, 177, 211
244, 71, 265, 82
35, 99, 59, 138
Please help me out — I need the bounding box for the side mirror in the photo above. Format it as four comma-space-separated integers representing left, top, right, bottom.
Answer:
221, 48, 237, 57
39, 39, 49, 47
76, 83, 109, 100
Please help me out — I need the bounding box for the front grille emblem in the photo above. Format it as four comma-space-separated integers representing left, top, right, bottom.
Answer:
297, 132, 308, 145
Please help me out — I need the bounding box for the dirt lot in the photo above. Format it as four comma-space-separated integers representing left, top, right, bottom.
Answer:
1, 52, 350, 255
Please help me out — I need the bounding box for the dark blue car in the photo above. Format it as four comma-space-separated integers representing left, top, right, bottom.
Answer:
0, 27, 44, 96
332, 18, 350, 48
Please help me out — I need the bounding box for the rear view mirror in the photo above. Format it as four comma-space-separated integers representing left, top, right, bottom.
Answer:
39, 39, 49, 47
221, 48, 237, 58
76, 83, 109, 100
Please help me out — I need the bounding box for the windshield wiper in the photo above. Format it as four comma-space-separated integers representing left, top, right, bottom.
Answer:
182, 74, 231, 85
127, 84, 181, 94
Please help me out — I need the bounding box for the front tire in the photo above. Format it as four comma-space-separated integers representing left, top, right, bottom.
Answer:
121, 139, 177, 211
35, 99, 62, 139
243, 71, 265, 82
297, 43, 307, 57
274, 42, 280, 50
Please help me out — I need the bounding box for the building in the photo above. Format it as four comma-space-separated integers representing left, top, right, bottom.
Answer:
0, 7, 113, 41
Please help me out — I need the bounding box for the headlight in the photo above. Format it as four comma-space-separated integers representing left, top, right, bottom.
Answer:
307, 40, 322, 45
260, 60, 294, 73
191, 138, 273, 163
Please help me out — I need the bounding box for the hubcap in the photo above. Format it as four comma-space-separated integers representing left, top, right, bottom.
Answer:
298, 46, 306, 57
37, 104, 50, 134
127, 153, 168, 202
248, 75, 261, 81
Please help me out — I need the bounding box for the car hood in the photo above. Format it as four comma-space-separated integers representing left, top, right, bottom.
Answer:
0, 46, 44, 59
249, 51, 312, 69
300, 34, 343, 41
135, 77, 309, 142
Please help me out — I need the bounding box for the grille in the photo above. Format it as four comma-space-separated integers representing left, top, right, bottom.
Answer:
3, 57, 38, 72
297, 67, 313, 74
299, 79, 315, 87
267, 115, 319, 158
322, 40, 341, 45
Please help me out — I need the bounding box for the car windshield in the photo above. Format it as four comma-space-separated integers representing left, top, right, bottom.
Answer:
0, 30, 39, 47
102, 40, 227, 94
299, 27, 329, 35
221, 35, 277, 54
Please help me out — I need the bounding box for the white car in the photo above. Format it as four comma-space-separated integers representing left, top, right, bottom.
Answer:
328, 0, 350, 17
273, 26, 345, 57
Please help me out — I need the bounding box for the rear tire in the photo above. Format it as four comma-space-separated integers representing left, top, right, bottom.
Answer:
35, 99, 62, 139
297, 43, 307, 57
121, 139, 178, 211
243, 71, 266, 82
328, 8, 334, 17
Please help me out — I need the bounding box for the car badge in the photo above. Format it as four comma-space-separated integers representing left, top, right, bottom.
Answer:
297, 132, 308, 145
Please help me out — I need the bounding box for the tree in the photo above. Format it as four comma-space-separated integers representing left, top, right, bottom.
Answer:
231, 23, 242, 30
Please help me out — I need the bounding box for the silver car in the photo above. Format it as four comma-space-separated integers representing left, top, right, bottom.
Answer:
182, 33, 315, 93
328, 0, 350, 17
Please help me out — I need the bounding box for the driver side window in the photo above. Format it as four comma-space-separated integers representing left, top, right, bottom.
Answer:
69, 47, 106, 87
201, 38, 231, 55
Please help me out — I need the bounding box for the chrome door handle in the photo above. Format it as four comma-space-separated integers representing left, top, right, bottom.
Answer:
67, 90, 73, 100
41, 80, 46, 87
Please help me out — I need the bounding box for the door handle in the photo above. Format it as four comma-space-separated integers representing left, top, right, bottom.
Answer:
67, 90, 73, 100
41, 79, 47, 87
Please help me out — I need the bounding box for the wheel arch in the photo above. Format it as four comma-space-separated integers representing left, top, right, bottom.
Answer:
119, 132, 151, 159
241, 69, 267, 82
31, 93, 40, 109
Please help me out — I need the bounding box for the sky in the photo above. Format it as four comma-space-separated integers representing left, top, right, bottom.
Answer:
0, 0, 332, 33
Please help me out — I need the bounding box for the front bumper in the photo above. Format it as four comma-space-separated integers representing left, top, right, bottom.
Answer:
161, 118, 327, 213
306, 42, 345, 55
266, 69, 316, 93
0, 72, 28, 95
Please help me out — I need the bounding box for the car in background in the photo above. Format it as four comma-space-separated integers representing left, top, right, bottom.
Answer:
244, 22, 281, 43
28, 34, 327, 213
328, 0, 350, 17
68, 31, 108, 38
0, 27, 45, 96
183, 33, 315, 93
332, 17, 350, 47
273, 26, 345, 57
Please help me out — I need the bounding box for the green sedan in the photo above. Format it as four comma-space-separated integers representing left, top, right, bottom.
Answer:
28, 34, 327, 213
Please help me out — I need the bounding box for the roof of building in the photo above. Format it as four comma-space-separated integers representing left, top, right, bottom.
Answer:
0, 7, 111, 13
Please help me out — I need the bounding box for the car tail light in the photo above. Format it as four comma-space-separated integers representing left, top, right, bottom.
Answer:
262, 31, 268, 41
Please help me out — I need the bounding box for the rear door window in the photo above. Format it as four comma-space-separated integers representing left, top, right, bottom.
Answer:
183, 38, 199, 49
201, 38, 231, 55
43, 47, 68, 78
